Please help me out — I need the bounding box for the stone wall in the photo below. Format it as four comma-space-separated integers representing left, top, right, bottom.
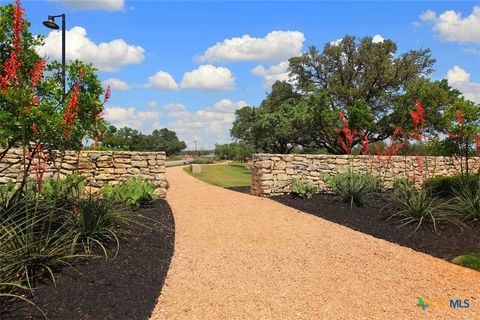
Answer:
0, 149, 168, 197
251, 154, 479, 197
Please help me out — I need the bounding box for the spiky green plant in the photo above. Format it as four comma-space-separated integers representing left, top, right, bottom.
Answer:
450, 185, 480, 222
326, 170, 382, 208
69, 196, 129, 258
389, 182, 462, 233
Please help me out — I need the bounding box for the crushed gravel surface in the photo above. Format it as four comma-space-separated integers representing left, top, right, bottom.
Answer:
151, 166, 480, 319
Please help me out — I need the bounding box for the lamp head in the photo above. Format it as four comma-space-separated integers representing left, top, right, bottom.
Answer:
43, 15, 59, 30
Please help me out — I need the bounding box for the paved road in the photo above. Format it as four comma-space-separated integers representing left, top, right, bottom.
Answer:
150, 166, 480, 319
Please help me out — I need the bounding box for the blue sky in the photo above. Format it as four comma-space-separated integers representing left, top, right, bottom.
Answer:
13, 0, 480, 149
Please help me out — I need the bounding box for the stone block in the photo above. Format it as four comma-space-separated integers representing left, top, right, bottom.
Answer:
190, 164, 201, 173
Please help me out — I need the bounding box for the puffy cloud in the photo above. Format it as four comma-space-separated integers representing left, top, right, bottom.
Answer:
372, 34, 385, 43
165, 99, 248, 149
198, 31, 305, 63
104, 107, 161, 131
146, 71, 178, 90
420, 6, 480, 43
181, 65, 235, 91
419, 10, 437, 22
102, 78, 130, 91
446, 66, 480, 104
251, 61, 291, 88
37, 26, 145, 72
104, 99, 248, 149
49, 0, 125, 11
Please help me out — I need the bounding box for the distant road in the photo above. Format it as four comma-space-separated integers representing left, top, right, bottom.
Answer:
165, 160, 191, 167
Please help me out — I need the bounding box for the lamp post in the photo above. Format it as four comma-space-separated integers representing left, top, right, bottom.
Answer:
43, 14, 66, 98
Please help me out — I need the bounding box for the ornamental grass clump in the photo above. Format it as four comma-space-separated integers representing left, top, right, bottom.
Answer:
326, 170, 381, 208
388, 179, 462, 233
69, 196, 129, 258
290, 178, 318, 199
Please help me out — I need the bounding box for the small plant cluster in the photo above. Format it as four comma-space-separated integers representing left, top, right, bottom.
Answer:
102, 179, 159, 206
290, 179, 318, 199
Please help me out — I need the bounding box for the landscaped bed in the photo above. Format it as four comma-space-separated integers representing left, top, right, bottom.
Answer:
271, 193, 480, 261
1, 199, 175, 320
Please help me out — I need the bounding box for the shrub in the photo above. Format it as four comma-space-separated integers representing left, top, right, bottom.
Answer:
290, 179, 318, 199
102, 179, 158, 206
423, 174, 478, 198
389, 182, 462, 232
41, 175, 85, 204
0, 196, 77, 295
69, 196, 129, 257
326, 170, 381, 208
450, 185, 480, 222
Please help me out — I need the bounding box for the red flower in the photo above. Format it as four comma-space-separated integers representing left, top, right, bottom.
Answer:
337, 111, 357, 154
30, 59, 45, 87
103, 85, 111, 104
360, 130, 370, 155
62, 71, 84, 138
456, 109, 464, 127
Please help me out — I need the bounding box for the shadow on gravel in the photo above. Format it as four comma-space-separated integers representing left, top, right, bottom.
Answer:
3, 199, 175, 320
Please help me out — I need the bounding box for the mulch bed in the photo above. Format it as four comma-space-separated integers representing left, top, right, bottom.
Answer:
2, 199, 175, 320
271, 193, 480, 261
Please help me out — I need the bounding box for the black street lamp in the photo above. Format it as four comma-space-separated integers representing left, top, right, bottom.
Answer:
43, 14, 66, 98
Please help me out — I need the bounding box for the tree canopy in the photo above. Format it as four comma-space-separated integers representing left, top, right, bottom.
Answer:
231, 35, 478, 154
100, 125, 187, 156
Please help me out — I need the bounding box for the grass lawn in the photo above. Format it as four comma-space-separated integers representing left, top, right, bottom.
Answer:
452, 253, 480, 271
183, 163, 252, 188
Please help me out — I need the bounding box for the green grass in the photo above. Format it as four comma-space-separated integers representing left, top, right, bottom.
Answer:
452, 253, 480, 271
183, 163, 252, 188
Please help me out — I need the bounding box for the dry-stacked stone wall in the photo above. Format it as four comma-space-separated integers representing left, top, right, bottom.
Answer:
0, 149, 168, 197
252, 154, 479, 197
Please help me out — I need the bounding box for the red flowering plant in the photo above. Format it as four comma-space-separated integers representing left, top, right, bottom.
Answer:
0, 1, 108, 191
443, 100, 480, 184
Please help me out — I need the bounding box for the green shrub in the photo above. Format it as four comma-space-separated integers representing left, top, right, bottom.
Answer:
326, 170, 381, 208
290, 179, 318, 199
102, 179, 158, 206
41, 175, 85, 204
0, 180, 17, 208
450, 185, 480, 222
423, 174, 478, 198
69, 196, 128, 257
0, 196, 77, 295
389, 182, 462, 232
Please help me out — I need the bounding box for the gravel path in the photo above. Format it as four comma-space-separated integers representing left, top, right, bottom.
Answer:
150, 166, 480, 319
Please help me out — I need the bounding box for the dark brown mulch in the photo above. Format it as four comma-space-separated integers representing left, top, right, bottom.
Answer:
224, 186, 252, 194
271, 193, 480, 261
2, 199, 175, 320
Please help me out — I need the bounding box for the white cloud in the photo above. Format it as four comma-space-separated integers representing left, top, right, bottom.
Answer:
420, 10, 437, 22
372, 34, 385, 43
446, 66, 480, 104
50, 0, 124, 11
181, 65, 235, 91
421, 6, 480, 43
102, 78, 130, 91
37, 26, 145, 72
104, 99, 248, 149
198, 31, 305, 63
104, 107, 161, 131
146, 71, 178, 90
251, 61, 291, 88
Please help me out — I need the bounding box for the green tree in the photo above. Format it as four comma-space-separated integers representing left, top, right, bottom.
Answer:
147, 128, 187, 156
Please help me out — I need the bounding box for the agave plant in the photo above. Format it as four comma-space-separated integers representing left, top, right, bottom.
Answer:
388, 182, 463, 233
